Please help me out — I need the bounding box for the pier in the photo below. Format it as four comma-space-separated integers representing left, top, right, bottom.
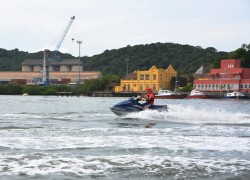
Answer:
56, 92, 76, 97
92, 91, 138, 97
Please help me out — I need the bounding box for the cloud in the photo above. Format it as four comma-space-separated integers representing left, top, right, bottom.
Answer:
0, 0, 249, 56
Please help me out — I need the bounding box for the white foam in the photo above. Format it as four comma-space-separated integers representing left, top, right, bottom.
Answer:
0, 113, 45, 120
0, 131, 248, 153
124, 104, 250, 124
0, 153, 249, 176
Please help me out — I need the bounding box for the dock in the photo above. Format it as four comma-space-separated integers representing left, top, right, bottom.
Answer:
56, 92, 76, 97
92, 91, 138, 97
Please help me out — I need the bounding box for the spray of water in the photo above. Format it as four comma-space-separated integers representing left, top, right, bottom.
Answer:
125, 104, 250, 124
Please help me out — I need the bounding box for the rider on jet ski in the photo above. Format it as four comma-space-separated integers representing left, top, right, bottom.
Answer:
140, 87, 155, 110
110, 87, 167, 116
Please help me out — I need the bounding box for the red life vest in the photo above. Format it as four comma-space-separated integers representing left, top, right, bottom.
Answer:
146, 92, 155, 105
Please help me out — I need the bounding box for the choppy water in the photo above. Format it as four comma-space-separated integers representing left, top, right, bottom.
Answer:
0, 95, 249, 180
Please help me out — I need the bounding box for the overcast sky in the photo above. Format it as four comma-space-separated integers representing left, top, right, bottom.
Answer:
0, 0, 249, 56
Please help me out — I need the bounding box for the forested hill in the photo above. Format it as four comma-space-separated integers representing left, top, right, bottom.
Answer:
0, 42, 230, 75
0, 48, 74, 71
84, 43, 229, 75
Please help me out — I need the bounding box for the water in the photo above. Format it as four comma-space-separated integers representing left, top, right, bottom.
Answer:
0, 95, 249, 180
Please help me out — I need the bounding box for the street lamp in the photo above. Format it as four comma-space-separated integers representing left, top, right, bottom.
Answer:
125, 59, 129, 76
77, 40, 82, 84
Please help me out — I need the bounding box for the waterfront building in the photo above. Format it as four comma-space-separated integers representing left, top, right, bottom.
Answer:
22, 59, 83, 72
193, 59, 250, 93
0, 58, 102, 85
114, 65, 177, 93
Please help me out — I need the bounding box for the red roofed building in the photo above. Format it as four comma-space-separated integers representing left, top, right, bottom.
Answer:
193, 59, 250, 93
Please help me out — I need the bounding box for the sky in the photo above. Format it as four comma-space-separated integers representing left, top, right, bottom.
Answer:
0, 0, 249, 57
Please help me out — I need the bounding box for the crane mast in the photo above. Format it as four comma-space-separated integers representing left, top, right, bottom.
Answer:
41, 16, 75, 85
54, 16, 75, 51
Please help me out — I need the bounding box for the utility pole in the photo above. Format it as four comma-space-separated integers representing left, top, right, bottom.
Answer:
174, 75, 179, 93
125, 59, 129, 76
77, 40, 82, 84
42, 49, 50, 85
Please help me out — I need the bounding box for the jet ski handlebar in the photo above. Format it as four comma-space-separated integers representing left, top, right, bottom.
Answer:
133, 96, 146, 101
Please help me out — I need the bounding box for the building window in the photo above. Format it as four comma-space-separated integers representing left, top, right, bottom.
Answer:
146, 84, 149, 88
153, 74, 156, 80
140, 84, 143, 90
234, 75, 240, 80
145, 74, 150, 80
134, 84, 136, 87
123, 85, 126, 91
244, 84, 248, 89
153, 84, 156, 90
128, 84, 130, 90
140, 74, 144, 80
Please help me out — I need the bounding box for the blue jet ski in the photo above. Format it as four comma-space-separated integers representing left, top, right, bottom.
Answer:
110, 97, 168, 116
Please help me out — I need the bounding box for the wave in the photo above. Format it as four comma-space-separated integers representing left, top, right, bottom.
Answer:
124, 104, 250, 125
0, 113, 84, 122
0, 126, 43, 130
0, 153, 249, 178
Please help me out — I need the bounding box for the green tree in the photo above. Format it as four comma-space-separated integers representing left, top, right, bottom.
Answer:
44, 88, 57, 95
228, 43, 250, 68
0, 83, 23, 94
22, 85, 42, 95
73, 74, 120, 95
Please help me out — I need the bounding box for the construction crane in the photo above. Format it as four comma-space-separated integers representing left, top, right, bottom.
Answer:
54, 16, 75, 52
41, 16, 75, 85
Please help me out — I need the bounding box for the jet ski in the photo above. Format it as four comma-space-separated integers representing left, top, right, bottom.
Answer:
110, 97, 168, 116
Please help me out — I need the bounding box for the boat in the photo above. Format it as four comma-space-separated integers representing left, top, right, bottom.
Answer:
187, 90, 214, 99
110, 97, 168, 116
224, 91, 248, 99
155, 90, 187, 99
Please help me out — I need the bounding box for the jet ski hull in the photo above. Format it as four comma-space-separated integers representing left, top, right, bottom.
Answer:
110, 97, 168, 116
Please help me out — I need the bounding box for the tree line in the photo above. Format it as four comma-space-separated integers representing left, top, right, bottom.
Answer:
0, 75, 120, 95
1, 43, 250, 75
214, 43, 250, 68
83, 43, 229, 76
0, 43, 229, 74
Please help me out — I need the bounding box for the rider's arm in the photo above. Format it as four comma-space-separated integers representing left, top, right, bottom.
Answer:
143, 94, 149, 100
148, 93, 154, 100
143, 94, 154, 101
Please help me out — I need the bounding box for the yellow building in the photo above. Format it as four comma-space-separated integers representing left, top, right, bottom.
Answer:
114, 65, 177, 93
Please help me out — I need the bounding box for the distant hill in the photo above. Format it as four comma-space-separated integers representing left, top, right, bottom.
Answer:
0, 48, 75, 71
0, 42, 229, 75
84, 43, 229, 75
